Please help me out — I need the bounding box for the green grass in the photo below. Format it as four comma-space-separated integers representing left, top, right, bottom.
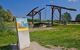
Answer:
0, 30, 17, 50
30, 25, 80, 49
0, 30, 17, 46
0, 23, 17, 50
0, 24, 80, 50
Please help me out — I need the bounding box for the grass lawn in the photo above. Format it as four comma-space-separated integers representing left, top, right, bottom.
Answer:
0, 24, 80, 50
0, 22, 17, 50
30, 25, 80, 49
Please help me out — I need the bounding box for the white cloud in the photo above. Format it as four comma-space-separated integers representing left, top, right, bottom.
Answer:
68, 0, 78, 2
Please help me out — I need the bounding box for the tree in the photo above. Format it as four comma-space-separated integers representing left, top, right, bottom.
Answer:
62, 12, 71, 25
5, 9, 14, 22
76, 14, 80, 22
0, 5, 14, 22
0, 6, 6, 20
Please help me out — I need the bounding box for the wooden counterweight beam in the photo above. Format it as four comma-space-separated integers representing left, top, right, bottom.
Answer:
27, 7, 39, 16
27, 7, 45, 24
46, 5, 77, 11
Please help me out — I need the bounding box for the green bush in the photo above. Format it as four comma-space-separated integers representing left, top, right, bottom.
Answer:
0, 19, 17, 46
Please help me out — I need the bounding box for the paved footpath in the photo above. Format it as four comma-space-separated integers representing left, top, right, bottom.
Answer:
22, 42, 52, 50
20, 42, 77, 50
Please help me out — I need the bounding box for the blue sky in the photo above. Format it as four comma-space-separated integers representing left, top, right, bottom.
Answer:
0, 0, 80, 20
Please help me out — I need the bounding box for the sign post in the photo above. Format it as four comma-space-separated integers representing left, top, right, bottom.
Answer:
15, 17, 30, 50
